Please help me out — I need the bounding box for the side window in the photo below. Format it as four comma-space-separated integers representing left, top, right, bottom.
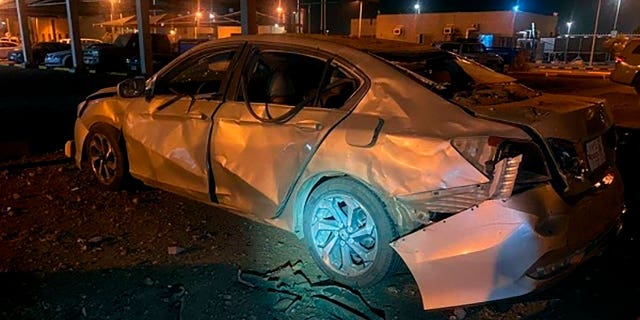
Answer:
156, 49, 236, 96
240, 51, 358, 109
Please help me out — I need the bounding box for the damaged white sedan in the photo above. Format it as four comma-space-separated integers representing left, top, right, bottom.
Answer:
65, 35, 625, 310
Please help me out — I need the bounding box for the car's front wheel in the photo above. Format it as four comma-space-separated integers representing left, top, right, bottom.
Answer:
303, 177, 400, 287
85, 124, 129, 190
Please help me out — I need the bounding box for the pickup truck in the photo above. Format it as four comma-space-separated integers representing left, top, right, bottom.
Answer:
84, 33, 174, 73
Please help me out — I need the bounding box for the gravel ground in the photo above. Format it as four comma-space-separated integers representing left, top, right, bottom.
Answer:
1, 66, 640, 320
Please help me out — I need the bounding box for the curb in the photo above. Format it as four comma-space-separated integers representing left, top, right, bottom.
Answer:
532, 65, 614, 72
509, 69, 611, 79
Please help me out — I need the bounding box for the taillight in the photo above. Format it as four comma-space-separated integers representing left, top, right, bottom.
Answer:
451, 136, 499, 176
615, 55, 626, 63
452, 136, 550, 184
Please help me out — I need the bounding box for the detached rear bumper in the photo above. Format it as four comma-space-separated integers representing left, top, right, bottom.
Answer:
391, 170, 625, 310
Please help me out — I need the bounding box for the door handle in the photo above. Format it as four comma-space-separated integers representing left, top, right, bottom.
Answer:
187, 112, 207, 120
295, 120, 324, 132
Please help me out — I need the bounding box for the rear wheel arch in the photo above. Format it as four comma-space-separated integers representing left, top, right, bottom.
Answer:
299, 175, 404, 286
292, 173, 405, 239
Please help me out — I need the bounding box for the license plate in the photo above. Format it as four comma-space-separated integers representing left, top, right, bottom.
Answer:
586, 136, 606, 170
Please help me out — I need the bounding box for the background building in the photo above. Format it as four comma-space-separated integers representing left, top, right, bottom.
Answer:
355, 10, 558, 48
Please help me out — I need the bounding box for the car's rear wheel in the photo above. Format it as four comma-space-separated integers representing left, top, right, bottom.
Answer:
86, 124, 128, 190
303, 177, 400, 287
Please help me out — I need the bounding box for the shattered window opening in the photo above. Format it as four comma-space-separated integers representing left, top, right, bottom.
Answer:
375, 50, 537, 107
155, 48, 239, 98
238, 50, 359, 110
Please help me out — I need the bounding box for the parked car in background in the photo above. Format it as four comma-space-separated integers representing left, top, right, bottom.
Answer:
84, 33, 173, 73
45, 40, 108, 68
0, 40, 20, 59
611, 39, 640, 93
58, 38, 103, 46
437, 40, 505, 72
8, 41, 70, 64
66, 35, 625, 311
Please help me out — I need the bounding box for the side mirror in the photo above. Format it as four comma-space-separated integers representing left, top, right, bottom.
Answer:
117, 77, 146, 98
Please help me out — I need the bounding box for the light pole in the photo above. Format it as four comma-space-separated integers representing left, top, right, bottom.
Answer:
564, 21, 572, 63
589, 0, 602, 66
109, 0, 115, 21
414, 3, 420, 15
613, 0, 621, 31
357, 0, 363, 38
277, 5, 283, 25
511, 5, 519, 48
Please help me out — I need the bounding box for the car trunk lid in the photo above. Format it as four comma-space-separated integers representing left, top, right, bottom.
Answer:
465, 93, 616, 197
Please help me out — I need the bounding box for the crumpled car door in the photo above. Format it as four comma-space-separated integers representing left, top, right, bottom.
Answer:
123, 96, 217, 202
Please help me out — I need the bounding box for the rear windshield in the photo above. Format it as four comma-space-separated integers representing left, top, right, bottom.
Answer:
373, 50, 537, 107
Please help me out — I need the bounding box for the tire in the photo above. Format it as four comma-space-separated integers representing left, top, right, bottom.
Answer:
85, 124, 129, 190
302, 177, 400, 287
634, 76, 640, 94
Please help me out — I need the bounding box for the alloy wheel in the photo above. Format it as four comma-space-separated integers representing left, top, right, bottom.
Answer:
309, 193, 379, 277
88, 132, 118, 185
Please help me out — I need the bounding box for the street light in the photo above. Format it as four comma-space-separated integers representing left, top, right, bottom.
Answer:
109, 0, 115, 21
564, 21, 573, 63
414, 3, 420, 14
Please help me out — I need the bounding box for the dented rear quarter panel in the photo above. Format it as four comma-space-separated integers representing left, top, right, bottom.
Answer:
269, 48, 530, 236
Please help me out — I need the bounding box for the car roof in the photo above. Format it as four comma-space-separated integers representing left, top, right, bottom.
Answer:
203, 34, 442, 56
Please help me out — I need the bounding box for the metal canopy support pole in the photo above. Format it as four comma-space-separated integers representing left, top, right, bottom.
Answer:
65, 0, 84, 72
15, 0, 33, 67
136, 0, 152, 76
240, 0, 257, 35
589, 0, 602, 67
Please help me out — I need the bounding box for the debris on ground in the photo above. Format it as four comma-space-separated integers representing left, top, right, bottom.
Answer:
237, 261, 384, 320
167, 246, 186, 256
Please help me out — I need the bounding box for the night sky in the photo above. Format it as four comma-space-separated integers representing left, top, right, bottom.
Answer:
377, 0, 639, 34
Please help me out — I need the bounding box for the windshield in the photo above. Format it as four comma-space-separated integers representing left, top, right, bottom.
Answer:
374, 50, 536, 107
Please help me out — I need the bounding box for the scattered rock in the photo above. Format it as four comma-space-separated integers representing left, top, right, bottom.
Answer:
143, 277, 154, 286
167, 246, 186, 255
386, 286, 400, 295
453, 307, 467, 320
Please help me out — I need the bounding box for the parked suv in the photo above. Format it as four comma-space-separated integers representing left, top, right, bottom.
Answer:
611, 39, 640, 93
84, 33, 173, 73
437, 41, 505, 72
